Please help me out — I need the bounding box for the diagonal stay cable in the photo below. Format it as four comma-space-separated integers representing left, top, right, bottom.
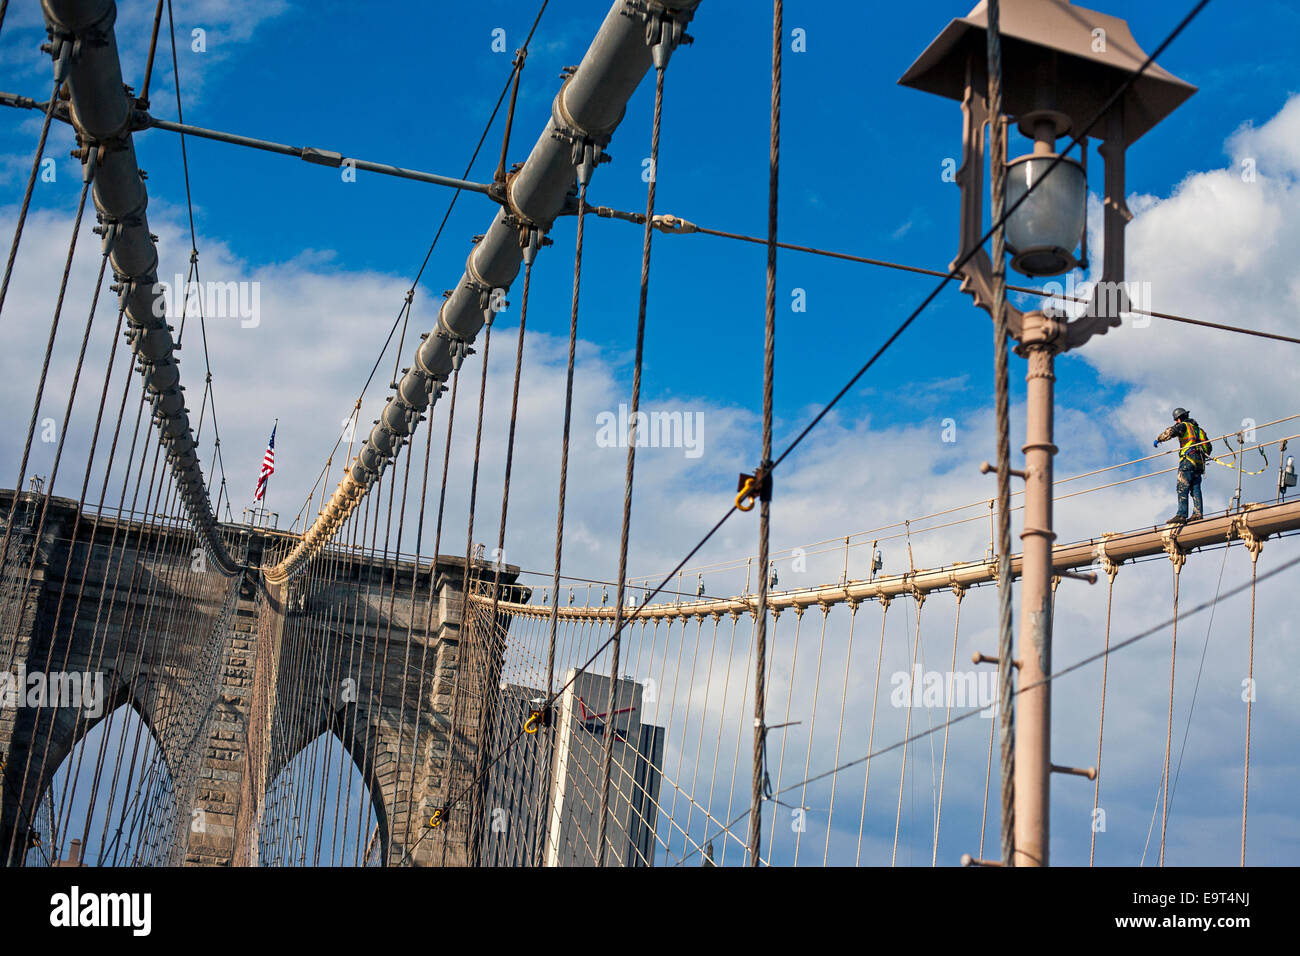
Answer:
398, 0, 1215, 859
599, 222, 1300, 348
287, 0, 550, 529
408, 530, 1300, 869
0, 40, 73, 323
674, 547, 1300, 866
534, 0, 1216, 727
1163, 540, 1232, 826
773, 5, 1213, 479
164, 0, 234, 519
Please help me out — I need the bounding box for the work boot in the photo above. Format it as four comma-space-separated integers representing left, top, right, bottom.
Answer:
1190, 511, 1203, 521
1166, 515, 1187, 525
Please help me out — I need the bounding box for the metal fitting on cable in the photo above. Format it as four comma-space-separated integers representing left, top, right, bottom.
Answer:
449, 338, 469, 371
80, 143, 99, 185
469, 280, 503, 326
520, 226, 550, 266
735, 466, 772, 513
651, 213, 697, 234
42, 35, 78, 85
93, 219, 121, 255
524, 705, 551, 734
573, 139, 607, 187
629, 1, 693, 68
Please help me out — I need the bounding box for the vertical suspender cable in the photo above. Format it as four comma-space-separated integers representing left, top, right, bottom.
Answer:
892, 592, 925, 866
764, 608, 803, 859
447, 317, 493, 862
1160, 560, 1182, 865
480, 252, 535, 858
932, 587, 964, 865
1091, 567, 1117, 865
986, 0, 1016, 868
7, 242, 114, 839
396, 389, 438, 859
598, 59, 667, 866
854, 598, 889, 865
462, 44, 536, 862
1241, 549, 1258, 866
749, 0, 782, 869
536, 175, 590, 868
0, 179, 92, 650
823, 601, 859, 864
978, 685, 996, 859
0, 42, 71, 322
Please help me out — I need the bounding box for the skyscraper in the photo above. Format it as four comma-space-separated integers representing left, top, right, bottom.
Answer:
481, 669, 664, 867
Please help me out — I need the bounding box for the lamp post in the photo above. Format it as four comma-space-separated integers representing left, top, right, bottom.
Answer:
901, 0, 1195, 866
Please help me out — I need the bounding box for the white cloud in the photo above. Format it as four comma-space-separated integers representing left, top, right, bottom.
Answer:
1228, 94, 1300, 180
0, 0, 288, 106
1066, 93, 1300, 454
2, 91, 1299, 867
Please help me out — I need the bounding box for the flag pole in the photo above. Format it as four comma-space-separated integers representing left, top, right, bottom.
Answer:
264, 419, 277, 529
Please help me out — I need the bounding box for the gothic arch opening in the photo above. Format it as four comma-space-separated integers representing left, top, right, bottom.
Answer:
27, 701, 176, 867
259, 730, 386, 866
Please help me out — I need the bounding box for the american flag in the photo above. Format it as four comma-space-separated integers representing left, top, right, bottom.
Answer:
254, 424, 276, 502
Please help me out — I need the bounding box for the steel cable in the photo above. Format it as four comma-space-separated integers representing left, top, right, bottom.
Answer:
598, 57, 667, 867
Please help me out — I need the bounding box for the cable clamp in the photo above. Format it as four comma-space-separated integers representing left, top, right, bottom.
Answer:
651, 214, 697, 235
300, 146, 343, 168
520, 225, 551, 266
735, 466, 772, 513
524, 705, 552, 734
623, 1, 694, 66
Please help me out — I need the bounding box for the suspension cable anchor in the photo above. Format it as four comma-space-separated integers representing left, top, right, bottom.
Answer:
735, 466, 772, 513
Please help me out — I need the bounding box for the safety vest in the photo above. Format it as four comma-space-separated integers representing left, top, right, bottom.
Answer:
1178, 420, 1211, 465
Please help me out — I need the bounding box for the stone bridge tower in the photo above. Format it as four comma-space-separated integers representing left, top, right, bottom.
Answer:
0, 490, 519, 867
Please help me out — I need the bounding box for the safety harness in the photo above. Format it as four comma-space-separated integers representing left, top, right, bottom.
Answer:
1178, 419, 1212, 469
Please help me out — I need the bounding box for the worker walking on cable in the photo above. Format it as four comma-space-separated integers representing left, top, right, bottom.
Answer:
1154, 407, 1213, 524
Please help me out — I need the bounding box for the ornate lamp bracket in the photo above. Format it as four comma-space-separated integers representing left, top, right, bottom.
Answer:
953, 61, 1026, 342
954, 57, 1136, 357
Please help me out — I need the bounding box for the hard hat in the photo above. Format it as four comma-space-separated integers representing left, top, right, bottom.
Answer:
1172, 407, 1189, 420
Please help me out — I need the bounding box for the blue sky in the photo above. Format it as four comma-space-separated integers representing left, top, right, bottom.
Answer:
3, 0, 1298, 456
4, 1, 1300, 867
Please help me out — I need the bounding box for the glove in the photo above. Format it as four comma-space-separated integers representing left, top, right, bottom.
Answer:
1153, 439, 1160, 448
